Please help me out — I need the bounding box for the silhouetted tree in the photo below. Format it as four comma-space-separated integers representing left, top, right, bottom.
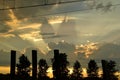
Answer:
107, 60, 119, 80
38, 59, 49, 80
16, 54, 31, 80
52, 50, 69, 80
59, 53, 69, 79
102, 60, 119, 80
87, 60, 99, 78
71, 60, 83, 80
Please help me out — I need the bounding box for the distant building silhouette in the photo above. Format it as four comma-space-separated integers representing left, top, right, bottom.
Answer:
32, 50, 37, 80
10, 50, 16, 80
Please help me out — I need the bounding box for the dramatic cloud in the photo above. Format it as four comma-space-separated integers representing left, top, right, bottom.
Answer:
89, 43, 120, 69
91, 43, 120, 59
0, 0, 120, 72
75, 41, 98, 58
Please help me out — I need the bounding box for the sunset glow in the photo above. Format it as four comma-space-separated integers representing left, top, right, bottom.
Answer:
0, 0, 120, 80
75, 41, 98, 58
6, 9, 20, 28
0, 66, 10, 74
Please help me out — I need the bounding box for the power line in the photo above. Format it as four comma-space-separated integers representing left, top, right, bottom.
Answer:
0, 2, 120, 21
0, 0, 89, 10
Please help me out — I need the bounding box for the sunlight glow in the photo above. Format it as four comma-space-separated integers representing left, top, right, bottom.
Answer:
19, 31, 41, 41
47, 67, 53, 78
17, 23, 41, 30
48, 16, 77, 24
82, 68, 88, 77
49, 20, 63, 24
6, 9, 20, 28
75, 42, 98, 58
0, 66, 10, 74
0, 33, 15, 38
0, 66, 119, 79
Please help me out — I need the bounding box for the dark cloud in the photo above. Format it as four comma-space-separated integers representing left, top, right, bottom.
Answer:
51, 0, 89, 14
42, 34, 67, 39
0, 0, 91, 23
90, 43, 120, 59
89, 43, 120, 69
5, 0, 51, 18
0, 24, 11, 33
0, 0, 54, 27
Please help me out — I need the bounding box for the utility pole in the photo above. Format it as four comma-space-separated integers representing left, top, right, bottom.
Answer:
32, 50, 37, 80
10, 50, 16, 80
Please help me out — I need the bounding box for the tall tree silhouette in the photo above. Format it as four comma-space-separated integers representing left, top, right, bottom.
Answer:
52, 50, 69, 80
102, 60, 118, 80
38, 59, 49, 80
16, 54, 31, 80
107, 60, 119, 80
71, 60, 83, 80
59, 53, 69, 79
87, 60, 99, 78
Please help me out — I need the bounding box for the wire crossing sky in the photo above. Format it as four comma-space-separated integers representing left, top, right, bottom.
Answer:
0, 0, 119, 21
0, 0, 88, 10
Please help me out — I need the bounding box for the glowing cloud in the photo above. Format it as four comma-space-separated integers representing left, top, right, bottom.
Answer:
19, 31, 41, 41
17, 23, 41, 30
5, 9, 20, 28
75, 41, 99, 58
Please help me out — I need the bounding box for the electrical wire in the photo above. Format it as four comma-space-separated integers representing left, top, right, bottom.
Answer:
0, 1, 120, 21
0, 0, 88, 10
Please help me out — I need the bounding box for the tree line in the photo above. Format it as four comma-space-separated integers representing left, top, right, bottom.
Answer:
0, 49, 119, 80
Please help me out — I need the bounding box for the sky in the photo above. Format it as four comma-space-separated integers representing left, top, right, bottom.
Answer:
0, 0, 120, 75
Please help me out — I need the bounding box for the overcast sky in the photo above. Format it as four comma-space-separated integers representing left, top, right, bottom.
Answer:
0, 0, 120, 71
